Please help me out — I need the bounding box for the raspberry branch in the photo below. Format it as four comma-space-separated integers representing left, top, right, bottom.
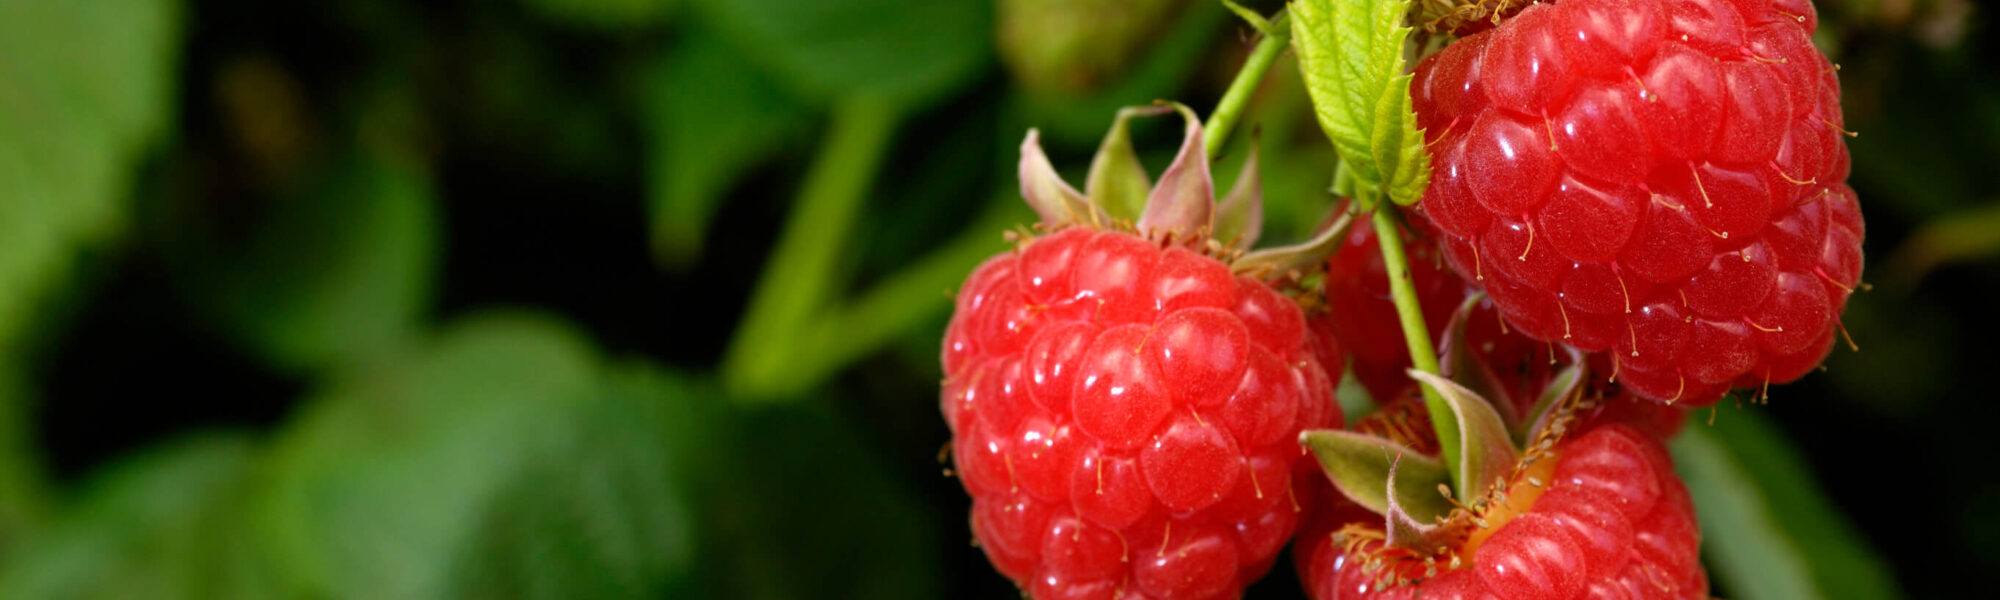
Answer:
1371, 207, 1463, 474
1204, 6, 1290, 158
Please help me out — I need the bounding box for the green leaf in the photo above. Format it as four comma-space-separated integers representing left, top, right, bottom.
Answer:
164, 150, 439, 374
1289, 0, 1429, 209
254, 312, 674, 599
0, 0, 181, 352
646, 28, 808, 266
1672, 410, 1900, 600
691, 0, 990, 106
1409, 370, 1518, 504
0, 434, 270, 599
1301, 430, 1451, 523
447, 365, 699, 598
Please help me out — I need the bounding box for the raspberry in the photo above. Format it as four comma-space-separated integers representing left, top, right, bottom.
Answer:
1296, 424, 1707, 599
1410, 0, 1861, 405
946, 109, 1343, 598
946, 228, 1339, 598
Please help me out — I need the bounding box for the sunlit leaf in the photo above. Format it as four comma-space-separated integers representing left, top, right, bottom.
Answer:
0, 0, 181, 352
1672, 410, 1900, 600
1288, 0, 1428, 208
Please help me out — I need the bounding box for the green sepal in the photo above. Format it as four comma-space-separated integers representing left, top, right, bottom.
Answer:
1300, 429, 1451, 524
1436, 293, 1516, 424
1232, 208, 1354, 279
1135, 102, 1214, 246
1409, 369, 1518, 505
1212, 135, 1265, 252
1384, 466, 1458, 555
1018, 128, 1096, 228
1289, 0, 1431, 210
1086, 106, 1165, 222
1519, 356, 1586, 445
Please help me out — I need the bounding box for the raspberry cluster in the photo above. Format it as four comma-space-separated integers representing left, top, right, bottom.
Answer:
1412, 0, 1861, 404
945, 2, 1863, 595
943, 227, 1340, 598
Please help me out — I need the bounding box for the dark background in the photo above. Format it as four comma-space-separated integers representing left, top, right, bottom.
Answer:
0, 0, 1990, 597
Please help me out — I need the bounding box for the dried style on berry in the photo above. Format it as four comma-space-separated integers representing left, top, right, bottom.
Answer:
943, 105, 1351, 599
1411, 0, 1862, 405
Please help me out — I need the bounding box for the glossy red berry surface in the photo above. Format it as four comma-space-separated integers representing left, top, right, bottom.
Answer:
943, 227, 1342, 599
1296, 424, 1706, 599
1412, 0, 1861, 405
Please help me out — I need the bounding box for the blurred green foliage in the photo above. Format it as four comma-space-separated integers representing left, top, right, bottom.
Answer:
0, 0, 1993, 598
1673, 409, 1899, 599
0, 0, 180, 353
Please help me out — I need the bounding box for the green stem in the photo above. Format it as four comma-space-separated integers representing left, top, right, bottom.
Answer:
1370, 208, 1461, 472
1203, 9, 1290, 158
795, 197, 1029, 395
721, 98, 900, 401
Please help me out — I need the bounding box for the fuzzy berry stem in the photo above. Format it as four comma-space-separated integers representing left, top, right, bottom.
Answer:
1203, 8, 1289, 158
1370, 206, 1462, 473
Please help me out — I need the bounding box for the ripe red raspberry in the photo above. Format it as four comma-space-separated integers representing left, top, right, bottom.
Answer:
945, 107, 1342, 598
1410, 0, 1862, 405
1296, 424, 1706, 599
